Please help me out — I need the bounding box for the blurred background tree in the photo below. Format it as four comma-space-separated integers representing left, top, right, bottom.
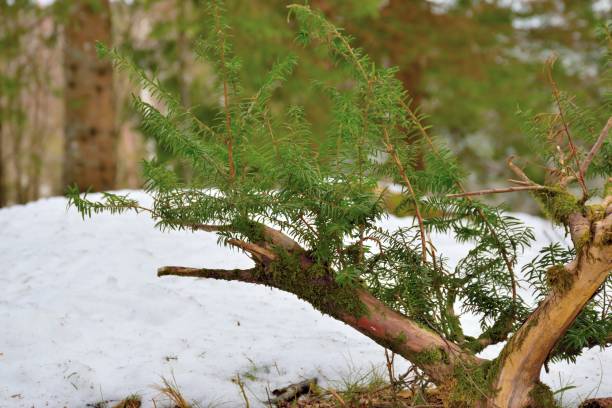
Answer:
0, 0, 609, 211
63, 0, 117, 191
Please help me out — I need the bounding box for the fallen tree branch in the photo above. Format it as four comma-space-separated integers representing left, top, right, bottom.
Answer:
270, 378, 317, 406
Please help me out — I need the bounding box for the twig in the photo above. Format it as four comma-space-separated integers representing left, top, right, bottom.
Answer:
157, 266, 258, 282
508, 179, 533, 186
213, 4, 235, 180
506, 156, 534, 185
227, 238, 277, 261
447, 186, 547, 198
579, 116, 612, 180
383, 127, 428, 263
545, 56, 588, 196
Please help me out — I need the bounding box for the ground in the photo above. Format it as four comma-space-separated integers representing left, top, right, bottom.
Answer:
0, 191, 609, 407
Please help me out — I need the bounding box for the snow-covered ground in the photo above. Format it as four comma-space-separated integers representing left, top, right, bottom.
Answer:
0, 191, 609, 407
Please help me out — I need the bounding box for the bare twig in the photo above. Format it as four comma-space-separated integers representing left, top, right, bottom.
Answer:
191, 223, 232, 232
157, 266, 258, 282
383, 127, 428, 263
227, 238, 277, 261
508, 179, 533, 186
579, 116, 612, 180
447, 186, 547, 199
545, 56, 588, 196
213, 4, 235, 180
506, 156, 535, 185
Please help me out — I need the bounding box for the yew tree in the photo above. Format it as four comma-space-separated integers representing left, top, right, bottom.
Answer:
68, 4, 611, 407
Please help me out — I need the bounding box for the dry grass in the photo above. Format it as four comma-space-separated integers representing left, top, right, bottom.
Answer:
112, 395, 142, 408
275, 383, 443, 407
152, 375, 194, 408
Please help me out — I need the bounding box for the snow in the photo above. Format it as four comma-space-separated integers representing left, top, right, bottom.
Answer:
0, 191, 609, 407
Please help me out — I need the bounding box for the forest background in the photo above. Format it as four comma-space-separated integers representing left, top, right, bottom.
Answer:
0, 0, 611, 212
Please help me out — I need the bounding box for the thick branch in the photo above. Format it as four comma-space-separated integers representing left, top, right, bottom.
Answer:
491, 206, 612, 408
158, 262, 479, 385
338, 290, 482, 384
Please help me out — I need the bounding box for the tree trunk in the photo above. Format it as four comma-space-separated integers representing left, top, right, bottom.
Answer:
491, 208, 612, 408
0, 118, 5, 207
63, 0, 117, 192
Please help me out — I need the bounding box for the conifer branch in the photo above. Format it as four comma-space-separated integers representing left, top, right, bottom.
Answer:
397, 97, 520, 304
579, 116, 612, 180
397, 96, 520, 304
383, 127, 427, 263
545, 56, 588, 196
213, 3, 235, 181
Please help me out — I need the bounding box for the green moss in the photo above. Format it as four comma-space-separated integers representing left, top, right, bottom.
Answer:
533, 187, 580, 225
546, 264, 574, 293
262, 249, 367, 318
444, 360, 497, 408
586, 204, 605, 222
528, 382, 559, 408
574, 228, 591, 253
604, 178, 612, 198
412, 347, 446, 366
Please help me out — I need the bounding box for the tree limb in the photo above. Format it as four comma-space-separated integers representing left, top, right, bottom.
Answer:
492, 204, 612, 408
192, 223, 304, 253
227, 238, 278, 261
157, 266, 259, 282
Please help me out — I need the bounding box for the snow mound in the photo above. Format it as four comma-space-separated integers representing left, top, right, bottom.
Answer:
0, 191, 609, 407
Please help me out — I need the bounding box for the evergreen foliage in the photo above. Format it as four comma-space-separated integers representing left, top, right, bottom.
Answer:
68, 3, 611, 370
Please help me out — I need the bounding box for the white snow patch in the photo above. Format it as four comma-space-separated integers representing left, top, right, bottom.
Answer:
0, 191, 609, 407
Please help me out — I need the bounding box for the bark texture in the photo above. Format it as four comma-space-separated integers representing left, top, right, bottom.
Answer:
491, 202, 612, 408
63, 0, 117, 191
